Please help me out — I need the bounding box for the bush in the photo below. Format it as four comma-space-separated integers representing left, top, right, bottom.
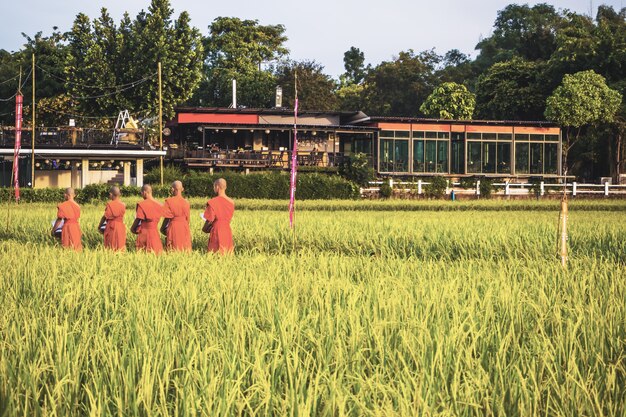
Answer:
379, 183, 393, 199
479, 179, 494, 198
424, 176, 448, 198
339, 153, 375, 186
459, 177, 475, 189
0, 172, 360, 203
144, 165, 185, 185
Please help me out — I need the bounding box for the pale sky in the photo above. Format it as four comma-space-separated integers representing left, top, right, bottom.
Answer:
1, 0, 624, 77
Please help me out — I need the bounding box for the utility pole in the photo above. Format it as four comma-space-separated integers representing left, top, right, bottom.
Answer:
158, 61, 163, 186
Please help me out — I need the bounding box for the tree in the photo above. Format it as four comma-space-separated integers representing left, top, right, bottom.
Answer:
274, 60, 337, 111
475, 58, 548, 120
474, 3, 563, 70
420, 82, 475, 120
545, 70, 622, 174
342, 46, 366, 85
361, 50, 439, 116
194, 17, 288, 107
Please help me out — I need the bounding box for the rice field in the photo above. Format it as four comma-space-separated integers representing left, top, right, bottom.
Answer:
0, 199, 625, 416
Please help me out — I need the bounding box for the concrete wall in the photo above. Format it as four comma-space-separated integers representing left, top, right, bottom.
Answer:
35, 169, 119, 189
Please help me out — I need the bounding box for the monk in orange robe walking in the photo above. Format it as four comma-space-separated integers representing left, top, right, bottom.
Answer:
203, 178, 235, 254
131, 184, 164, 254
52, 187, 82, 251
161, 180, 192, 252
98, 186, 126, 251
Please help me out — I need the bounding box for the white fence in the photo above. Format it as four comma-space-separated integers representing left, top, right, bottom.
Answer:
361, 179, 626, 197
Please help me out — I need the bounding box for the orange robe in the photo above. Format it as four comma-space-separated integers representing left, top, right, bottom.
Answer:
57, 200, 82, 251
103, 199, 126, 251
163, 195, 192, 252
204, 196, 234, 254
135, 199, 164, 254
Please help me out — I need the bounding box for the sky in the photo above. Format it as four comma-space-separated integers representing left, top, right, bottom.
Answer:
1, 0, 625, 77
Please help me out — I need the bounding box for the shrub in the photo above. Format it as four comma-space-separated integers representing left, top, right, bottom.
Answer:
144, 165, 185, 185
459, 177, 475, 189
424, 177, 448, 198
379, 183, 393, 199
339, 153, 375, 186
479, 179, 494, 198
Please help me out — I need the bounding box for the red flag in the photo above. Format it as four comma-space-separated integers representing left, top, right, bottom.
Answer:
288, 98, 298, 228
12, 94, 23, 201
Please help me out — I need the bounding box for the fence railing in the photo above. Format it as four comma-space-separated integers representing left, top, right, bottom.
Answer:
361, 179, 626, 197
183, 150, 347, 169
0, 127, 146, 148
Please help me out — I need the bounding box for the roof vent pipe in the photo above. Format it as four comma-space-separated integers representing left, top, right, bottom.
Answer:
232, 79, 237, 108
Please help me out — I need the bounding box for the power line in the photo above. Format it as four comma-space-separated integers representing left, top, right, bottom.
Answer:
0, 74, 20, 86
64, 77, 154, 100
36, 64, 157, 90
0, 67, 33, 101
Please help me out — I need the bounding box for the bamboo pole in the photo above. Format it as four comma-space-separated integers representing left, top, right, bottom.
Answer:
31, 53, 35, 188
158, 62, 163, 186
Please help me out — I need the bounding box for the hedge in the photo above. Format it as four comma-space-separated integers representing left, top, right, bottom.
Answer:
0, 172, 360, 203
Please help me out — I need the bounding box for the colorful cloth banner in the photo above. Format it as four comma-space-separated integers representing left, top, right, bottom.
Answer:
288, 98, 298, 228
12, 94, 23, 201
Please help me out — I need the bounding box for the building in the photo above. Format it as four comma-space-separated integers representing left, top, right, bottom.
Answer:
0, 125, 165, 188
168, 107, 561, 178
0, 107, 561, 188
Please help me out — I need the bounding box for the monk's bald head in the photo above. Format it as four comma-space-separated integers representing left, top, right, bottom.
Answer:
141, 184, 153, 198
214, 178, 227, 190
64, 187, 75, 200
109, 186, 121, 198
171, 180, 183, 196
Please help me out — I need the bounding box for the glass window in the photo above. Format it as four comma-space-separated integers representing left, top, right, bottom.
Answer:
498, 133, 512, 141
437, 141, 448, 172
545, 143, 558, 174
483, 142, 496, 173
467, 142, 481, 173
515, 134, 529, 141
483, 133, 497, 140
425, 131, 438, 139
530, 134, 544, 142
545, 134, 559, 141
394, 140, 409, 172
497, 142, 511, 174
396, 130, 410, 138
515, 143, 529, 174
425, 140, 437, 172
530, 142, 543, 174
413, 131, 424, 139
413, 140, 424, 172
380, 130, 394, 138
467, 133, 481, 140
438, 132, 449, 139
380, 139, 394, 171
451, 140, 464, 174
451, 132, 464, 140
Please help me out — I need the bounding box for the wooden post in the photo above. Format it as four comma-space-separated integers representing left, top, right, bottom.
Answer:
158, 62, 163, 186
31, 53, 35, 188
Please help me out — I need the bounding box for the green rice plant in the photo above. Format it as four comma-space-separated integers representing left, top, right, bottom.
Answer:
0, 200, 624, 416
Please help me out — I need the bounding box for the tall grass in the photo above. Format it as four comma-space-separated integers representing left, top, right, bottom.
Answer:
0, 201, 624, 416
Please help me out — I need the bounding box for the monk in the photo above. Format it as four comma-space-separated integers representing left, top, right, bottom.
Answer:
98, 186, 127, 251
52, 187, 82, 251
131, 184, 164, 254
161, 180, 192, 252
203, 178, 235, 254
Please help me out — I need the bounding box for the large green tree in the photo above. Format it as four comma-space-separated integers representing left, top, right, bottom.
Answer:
193, 17, 288, 108
361, 50, 439, 116
545, 70, 622, 174
64, 0, 203, 126
474, 3, 563, 70
420, 82, 475, 120
274, 60, 337, 111
475, 58, 548, 120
